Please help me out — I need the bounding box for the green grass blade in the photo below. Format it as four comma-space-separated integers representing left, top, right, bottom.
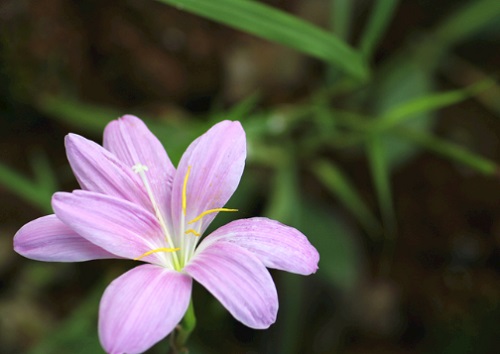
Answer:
398, 129, 499, 176
157, 0, 368, 80
38, 95, 205, 164
312, 159, 381, 238
368, 53, 435, 168
29, 281, 106, 354
263, 148, 303, 354
371, 80, 494, 132
0, 162, 53, 213
38, 95, 121, 134
297, 199, 363, 293
359, 0, 399, 60
222, 92, 261, 122
264, 150, 299, 224
366, 135, 396, 239
331, 0, 353, 41
433, 0, 500, 49
366, 134, 398, 276
30, 150, 58, 193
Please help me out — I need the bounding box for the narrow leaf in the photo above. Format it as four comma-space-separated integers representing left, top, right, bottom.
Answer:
331, 0, 353, 41
433, 0, 500, 49
366, 135, 397, 240
30, 150, 58, 193
265, 147, 300, 224
223, 92, 261, 122
38, 95, 203, 165
369, 56, 434, 168
398, 129, 499, 176
29, 282, 105, 354
359, 0, 399, 60
298, 199, 363, 292
371, 80, 494, 132
0, 162, 52, 213
263, 148, 306, 354
157, 0, 368, 80
38, 95, 121, 133
312, 159, 381, 239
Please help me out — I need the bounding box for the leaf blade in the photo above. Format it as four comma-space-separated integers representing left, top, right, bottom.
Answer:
157, 0, 368, 80
359, 0, 399, 60
312, 159, 381, 239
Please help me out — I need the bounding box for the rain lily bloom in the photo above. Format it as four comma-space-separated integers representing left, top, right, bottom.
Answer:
14, 116, 319, 354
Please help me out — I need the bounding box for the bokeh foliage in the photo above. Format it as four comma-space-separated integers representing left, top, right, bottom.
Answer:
1, 0, 499, 353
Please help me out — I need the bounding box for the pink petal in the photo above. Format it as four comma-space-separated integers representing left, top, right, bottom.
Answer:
184, 241, 278, 329
65, 134, 151, 211
103, 115, 175, 229
99, 264, 192, 354
14, 214, 116, 262
52, 191, 169, 266
171, 121, 246, 239
205, 217, 319, 275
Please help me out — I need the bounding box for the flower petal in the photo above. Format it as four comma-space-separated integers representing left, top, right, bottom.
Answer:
171, 120, 246, 239
103, 115, 175, 226
184, 241, 278, 329
204, 217, 319, 275
52, 190, 170, 266
65, 133, 151, 211
99, 264, 192, 354
13, 214, 116, 262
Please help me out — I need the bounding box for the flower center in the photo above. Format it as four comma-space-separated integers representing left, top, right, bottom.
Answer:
132, 164, 237, 269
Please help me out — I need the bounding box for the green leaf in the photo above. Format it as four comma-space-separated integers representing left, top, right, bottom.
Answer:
433, 0, 500, 49
28, 282, 105, 354
0, 161, 53, 213
371, 79, 494, 133
264, 145, 300, 224
221, 92, 261, 122
331, 0, 353, 41
38, 95, 122, 134
156, 0, 368, 80
366, 135, 396, 240
397, 128, 499, 176
38, 95, 206, 165
298, 199, 363, 292
263, 148, 303, 354
312, 159, 381, 239
370, 57, 434, 168
359, 0, 399, 60
30, 150, 58, 194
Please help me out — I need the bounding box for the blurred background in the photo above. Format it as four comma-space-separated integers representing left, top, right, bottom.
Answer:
1, 0, 499, 353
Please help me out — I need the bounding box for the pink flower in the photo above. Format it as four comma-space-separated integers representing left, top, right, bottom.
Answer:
14, 116, 319, 354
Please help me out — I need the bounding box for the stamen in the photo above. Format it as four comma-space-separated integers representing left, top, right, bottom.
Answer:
185, 229, 201, 236
132, 164, 149, 173
188, 208, 238, 224
134, 247, 180, 261
182, 166, 191, 216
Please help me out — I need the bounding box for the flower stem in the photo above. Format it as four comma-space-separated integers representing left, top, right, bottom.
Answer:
168, 299, 196, 354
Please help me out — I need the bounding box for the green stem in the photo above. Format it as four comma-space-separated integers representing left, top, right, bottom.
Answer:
168, 300, 196, 354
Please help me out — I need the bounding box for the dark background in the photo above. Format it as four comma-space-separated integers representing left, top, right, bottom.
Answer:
1, 1, 499, 353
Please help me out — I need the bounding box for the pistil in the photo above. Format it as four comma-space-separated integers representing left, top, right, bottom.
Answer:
133, 163, 181, 269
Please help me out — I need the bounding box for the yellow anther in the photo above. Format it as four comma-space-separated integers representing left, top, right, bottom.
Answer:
185, 229, 201, 236
134, 247, 180, 261
182, 166, 191, 216
188, 208, 238, 224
